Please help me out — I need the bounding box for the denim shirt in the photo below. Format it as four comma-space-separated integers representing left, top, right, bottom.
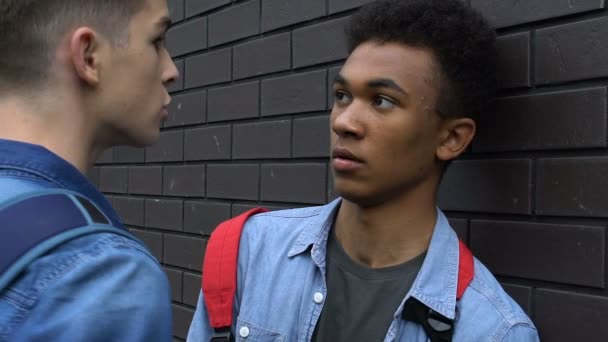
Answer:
0, 139, 172, 341
188, 200, 539, 342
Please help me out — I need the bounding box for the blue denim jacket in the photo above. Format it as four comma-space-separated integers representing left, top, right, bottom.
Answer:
188, 200, 539, 341
0, 139, 172, 341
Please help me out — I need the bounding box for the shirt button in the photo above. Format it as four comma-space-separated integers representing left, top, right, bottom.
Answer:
239, 326, 250, 338
313, 292, 324, 304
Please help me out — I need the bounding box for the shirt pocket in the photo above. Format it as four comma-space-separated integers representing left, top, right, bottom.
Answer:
235, 319, 284, 342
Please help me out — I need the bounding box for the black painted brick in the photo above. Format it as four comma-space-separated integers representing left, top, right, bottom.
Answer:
328, 0, 373, 14
535, 17, 608, 84
261, 164, 327, 204
163, 165, 206, 197
233, 120, 291, 159
208, 81, 259, 122
183, 273, 202, 306
184, 201, 232, 235
261, 70, 327, 116
535, 289, 608, 342
166, 91, 206, 128
184, 125, 232, 160
471, 220, 605, 287
128, 166, 163, 195
447, 218, 468, 245
168, 59, 184, 93
186, 0, 230, 17
261, 0, 325, 32
164, 234, 206, 271
164, 267, 183, 303
293, 116, 330, 158
167, 17, 207, 57
113, 146, 145, 163
472, 0, 605, 29
146, 131, 184, 162
438, 160, 532, 214
231, 203, 291, 216
501, 283, 532, 315
145, 198, 183, 231
129, 228, 163, 262
292, 17, 349, 68
474, 87, 607, 152
173, 305, 195, 339
185, 48, 231, 88
113, 196, 144, 227
99, 166, 128, 193
97, 148, 114, 164
233, 33, 291, 80
537, 157, 608, 217
231, 203, 257, 217
496, 32, 530, 89
168, 0, 184, 23
208, 0, 260, 47
207, 164, 259, 200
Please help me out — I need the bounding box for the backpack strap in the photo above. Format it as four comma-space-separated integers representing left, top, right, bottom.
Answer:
456, 240, 474, 299
402, 240, 474, 342
202, 207, 268, 341
0, 189, 137, 293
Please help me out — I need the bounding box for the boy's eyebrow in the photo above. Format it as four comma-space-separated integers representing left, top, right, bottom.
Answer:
334, 73, 408, 96
367, 78, 407, 96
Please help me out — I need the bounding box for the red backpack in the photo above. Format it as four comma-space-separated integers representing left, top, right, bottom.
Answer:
201, 208, 474, 342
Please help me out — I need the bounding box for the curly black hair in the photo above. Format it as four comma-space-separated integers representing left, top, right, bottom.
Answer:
346, 0, 497, 119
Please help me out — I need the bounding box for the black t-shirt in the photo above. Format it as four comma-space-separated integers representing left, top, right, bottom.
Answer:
312, 228, 426, 342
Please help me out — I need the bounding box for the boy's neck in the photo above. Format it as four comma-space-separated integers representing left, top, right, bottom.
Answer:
334, 177, 440, 269
0, 94, 102, 174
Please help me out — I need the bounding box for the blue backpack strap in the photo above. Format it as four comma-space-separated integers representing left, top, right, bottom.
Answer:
0, 189, 138, 292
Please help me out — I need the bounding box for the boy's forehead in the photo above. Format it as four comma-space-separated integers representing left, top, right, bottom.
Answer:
339, 42, 439, 85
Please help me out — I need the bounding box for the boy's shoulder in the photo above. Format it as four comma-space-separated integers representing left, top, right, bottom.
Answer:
454, 257, 538, 340
239, 203, 334, 247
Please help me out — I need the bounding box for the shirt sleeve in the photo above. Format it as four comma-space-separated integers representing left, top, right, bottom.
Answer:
187, 289, 215, 341
501, 323, 540, 342
10, 236, 173, 342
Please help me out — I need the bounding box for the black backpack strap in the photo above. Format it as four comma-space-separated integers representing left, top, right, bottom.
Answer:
0, 189, 137, 292
402, 240, 474, 342
403, 297, 456, 342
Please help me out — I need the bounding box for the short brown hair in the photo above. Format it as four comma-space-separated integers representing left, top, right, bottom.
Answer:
0, 0, 145, 92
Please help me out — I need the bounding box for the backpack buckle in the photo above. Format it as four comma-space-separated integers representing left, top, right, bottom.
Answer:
211, 327, 232, 342
403, 297, 454, 342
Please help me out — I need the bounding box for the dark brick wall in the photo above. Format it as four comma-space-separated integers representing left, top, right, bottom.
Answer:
92, 0, 608, 340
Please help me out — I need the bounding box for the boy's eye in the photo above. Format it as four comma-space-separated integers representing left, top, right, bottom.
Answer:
334, 90, 352, 104
372, 96, 396, 109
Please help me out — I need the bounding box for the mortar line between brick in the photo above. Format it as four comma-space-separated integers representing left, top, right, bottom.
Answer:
258, 163, 262, 203
530, 29, 535, 88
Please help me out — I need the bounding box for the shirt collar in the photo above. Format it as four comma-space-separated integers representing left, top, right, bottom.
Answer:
287, 198, 341, 257
407, 209, 460, 319
288, 198, 461, 319
0, 139, 122, 227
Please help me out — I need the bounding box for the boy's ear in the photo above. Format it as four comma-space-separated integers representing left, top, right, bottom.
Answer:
436, 117, 476, 162
69, 27, 102, 87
